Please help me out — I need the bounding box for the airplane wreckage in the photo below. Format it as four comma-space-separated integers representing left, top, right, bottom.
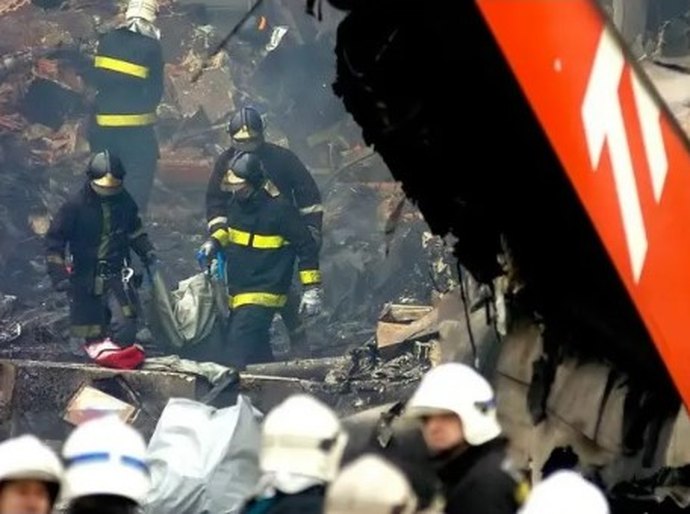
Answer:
3, 0, 690, 512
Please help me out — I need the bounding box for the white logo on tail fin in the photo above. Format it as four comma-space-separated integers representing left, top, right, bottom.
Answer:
582, 27, 668, 283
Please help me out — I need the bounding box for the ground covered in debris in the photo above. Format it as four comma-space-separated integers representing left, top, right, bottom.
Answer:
0, 0, 458, 364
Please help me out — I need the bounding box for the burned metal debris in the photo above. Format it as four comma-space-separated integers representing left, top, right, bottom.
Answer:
0, 0, 465, 456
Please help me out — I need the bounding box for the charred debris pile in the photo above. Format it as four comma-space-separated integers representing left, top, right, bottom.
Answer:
0, 0, 460, 367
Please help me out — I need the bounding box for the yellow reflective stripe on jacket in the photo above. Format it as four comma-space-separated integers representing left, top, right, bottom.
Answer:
252, 234, 285, 249
228, 228, 251, 246
94, 55, 149, 79
300, 270, 322, 285
230, 292, 287, 309
227, 228, 286, 249
211, 228, 230, 247
96, 113, 156, 127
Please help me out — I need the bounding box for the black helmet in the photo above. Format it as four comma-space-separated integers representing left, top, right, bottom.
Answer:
227, 106, 265, 152
86, 150, 126, 191
222, 151, 265, 190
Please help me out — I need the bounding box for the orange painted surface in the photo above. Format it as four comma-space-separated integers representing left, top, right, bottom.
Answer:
478, 0, 690, 407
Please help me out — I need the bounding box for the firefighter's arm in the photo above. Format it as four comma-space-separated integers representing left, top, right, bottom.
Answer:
205, 153, 232, 247
285, 150, 323, 244
45, 202, 75, 290
280, 203, 322, 316
282, 203, 321, 287
128, 214, 156, 265
148, 41, 165, 106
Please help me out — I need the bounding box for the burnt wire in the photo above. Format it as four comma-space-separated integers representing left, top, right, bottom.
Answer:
306, 0, 323, 21
191, 0, 267, 83
457, 261, 479, 369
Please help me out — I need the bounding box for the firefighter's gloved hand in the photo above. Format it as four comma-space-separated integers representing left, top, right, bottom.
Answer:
197, 238, 220, 269
299, 286, 323, 317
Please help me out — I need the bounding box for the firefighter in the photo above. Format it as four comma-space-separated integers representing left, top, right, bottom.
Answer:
62, 415, 150, 514
230, 14, 348, 166
0, 435, 63, 514
325, 454, 419, 514
240, 394, 348, 514
202, 149, 323, 367
406, 363, 529, 514
89, 0, 164, 214
208, 105, 323, 357
45, 150, 156, 370
519, 470, 609, 514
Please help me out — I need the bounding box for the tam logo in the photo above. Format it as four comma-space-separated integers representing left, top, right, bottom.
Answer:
581, 27, 668, 284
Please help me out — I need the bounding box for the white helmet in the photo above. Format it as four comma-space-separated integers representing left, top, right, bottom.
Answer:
261, 394, 348, 485
325, 454, 417, 514
61, 415, 150, 505
406, 362, 502, 446
519, 470, 609, 514
125, 0, 158, 23
0, 435, 63, 503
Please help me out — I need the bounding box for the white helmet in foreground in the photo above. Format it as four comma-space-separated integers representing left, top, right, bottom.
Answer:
61, 415, 150, 505
261, 394, 348, 488
519, 470, 609, 514
326, 454, 417, 514
125, 0, 158, 23
0, 435, 63, 503
406, 362, 502, 446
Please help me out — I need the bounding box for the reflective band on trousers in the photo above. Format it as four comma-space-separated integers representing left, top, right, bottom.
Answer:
96, 113, 157, 127
230, 292, 287, 309
299, 270, 321, 285
94, 55, 150, 79
228, 228, 286, 249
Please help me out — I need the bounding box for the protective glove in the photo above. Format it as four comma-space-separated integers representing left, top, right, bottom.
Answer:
299, 286, 323, 317
197, 238, 220, 269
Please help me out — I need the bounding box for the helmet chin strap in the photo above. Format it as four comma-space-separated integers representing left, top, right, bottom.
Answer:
233, 139, 263, 153
91, 182, 123, 197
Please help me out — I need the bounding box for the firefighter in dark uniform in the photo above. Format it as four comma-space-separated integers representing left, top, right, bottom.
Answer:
45, 151, 157, 370
207, 106, 323, 356
406, 363, 530, 514
200, 151, 323, 368
89, 0, 164, 214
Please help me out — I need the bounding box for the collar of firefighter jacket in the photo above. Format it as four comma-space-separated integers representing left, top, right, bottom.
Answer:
432, 437, 508, 487
127, 18, 161, 40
